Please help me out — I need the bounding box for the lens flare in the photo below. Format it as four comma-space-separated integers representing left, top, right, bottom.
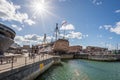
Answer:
29, 0, 54, 18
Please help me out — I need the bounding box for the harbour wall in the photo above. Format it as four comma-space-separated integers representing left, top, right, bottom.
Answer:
61, 54, 120, 61
0, 56, 60, 80
88, 54, 120, 61
60, 54, 74, 59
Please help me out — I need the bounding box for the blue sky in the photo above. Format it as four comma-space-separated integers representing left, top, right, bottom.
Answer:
0, 0, 120, 49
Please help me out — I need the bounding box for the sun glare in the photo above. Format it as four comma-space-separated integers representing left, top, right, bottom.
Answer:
30, 0, 53, 18
29, 0, 59, 29
33, 0, 46, 13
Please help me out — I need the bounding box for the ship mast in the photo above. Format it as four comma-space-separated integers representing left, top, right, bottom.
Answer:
55, 23, 59, 41
63, 27, 65, 39
62, 21, 67, 39
42, 33, 47, 46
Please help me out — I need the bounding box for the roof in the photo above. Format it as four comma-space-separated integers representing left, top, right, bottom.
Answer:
0, 23, 16, 34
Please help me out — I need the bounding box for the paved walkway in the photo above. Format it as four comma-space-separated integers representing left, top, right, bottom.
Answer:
0, 54, 53, 73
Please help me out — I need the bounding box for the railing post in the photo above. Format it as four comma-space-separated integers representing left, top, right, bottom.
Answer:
41, 54, 43, 60
39, 53, 40, 61
11, 56, 14, 70
46, 53, 47, 59
25, 57, 27, 65
33, 54, 35, 63
43, 54, 44, 60
0, 56, 3, 65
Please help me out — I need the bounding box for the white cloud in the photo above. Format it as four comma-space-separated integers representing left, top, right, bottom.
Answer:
14, 36, 26, 45
14, 34, 52, 46
59, 21, 88, 39
100, 21, 120, 35
24, 34, 42, 41
115, 9, 120, 13
104, 25, 112, 30
62, 31, 83, 39
15, 32, 88, 46
11, 24, 22, 31
92, 0, 102, 5
99, 25, 112, 30
99, 26, 103, 29
0, 0, 35, 25
96, 1, 102, 5
68, 31, 82, 39
110, 22, 120, 34
24, 19, 35, 26
60, 24, 75, 30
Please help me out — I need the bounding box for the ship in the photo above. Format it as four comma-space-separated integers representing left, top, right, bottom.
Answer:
52, 23, 69, 54
0, 23, 16, 55
53, 39, 69, 53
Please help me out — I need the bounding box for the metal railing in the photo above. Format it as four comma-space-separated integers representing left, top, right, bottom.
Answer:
0, 53, 52, 73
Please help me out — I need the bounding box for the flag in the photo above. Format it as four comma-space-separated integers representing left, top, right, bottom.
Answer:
62, 20, 67, 26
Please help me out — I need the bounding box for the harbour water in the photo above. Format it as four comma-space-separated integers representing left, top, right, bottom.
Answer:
36, 59, 120, 80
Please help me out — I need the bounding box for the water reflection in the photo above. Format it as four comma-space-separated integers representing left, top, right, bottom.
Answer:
36, 59, 120, 80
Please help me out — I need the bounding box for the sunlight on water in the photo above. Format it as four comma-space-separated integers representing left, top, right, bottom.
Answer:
36, 59, 120, 80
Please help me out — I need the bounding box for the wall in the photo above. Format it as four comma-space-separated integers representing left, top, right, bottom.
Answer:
60, 54, 74, 59
74, 54, 88, 59
0, 57, 60, 80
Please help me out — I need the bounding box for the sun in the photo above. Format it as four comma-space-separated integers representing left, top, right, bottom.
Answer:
29, 0, 53, 18
28, 0, 59, 30
32, 0, 46, 14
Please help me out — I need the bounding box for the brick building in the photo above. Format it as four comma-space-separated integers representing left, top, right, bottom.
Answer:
86, 46, 108, 55
68, 45, 82, 54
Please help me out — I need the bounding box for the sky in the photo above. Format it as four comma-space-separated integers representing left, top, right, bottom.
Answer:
0, 0, 120, 49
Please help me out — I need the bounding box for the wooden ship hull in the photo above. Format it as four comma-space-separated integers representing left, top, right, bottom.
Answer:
53, 39, 69, 53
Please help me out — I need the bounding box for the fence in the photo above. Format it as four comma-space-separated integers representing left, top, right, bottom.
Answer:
0, 53, 52, 73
